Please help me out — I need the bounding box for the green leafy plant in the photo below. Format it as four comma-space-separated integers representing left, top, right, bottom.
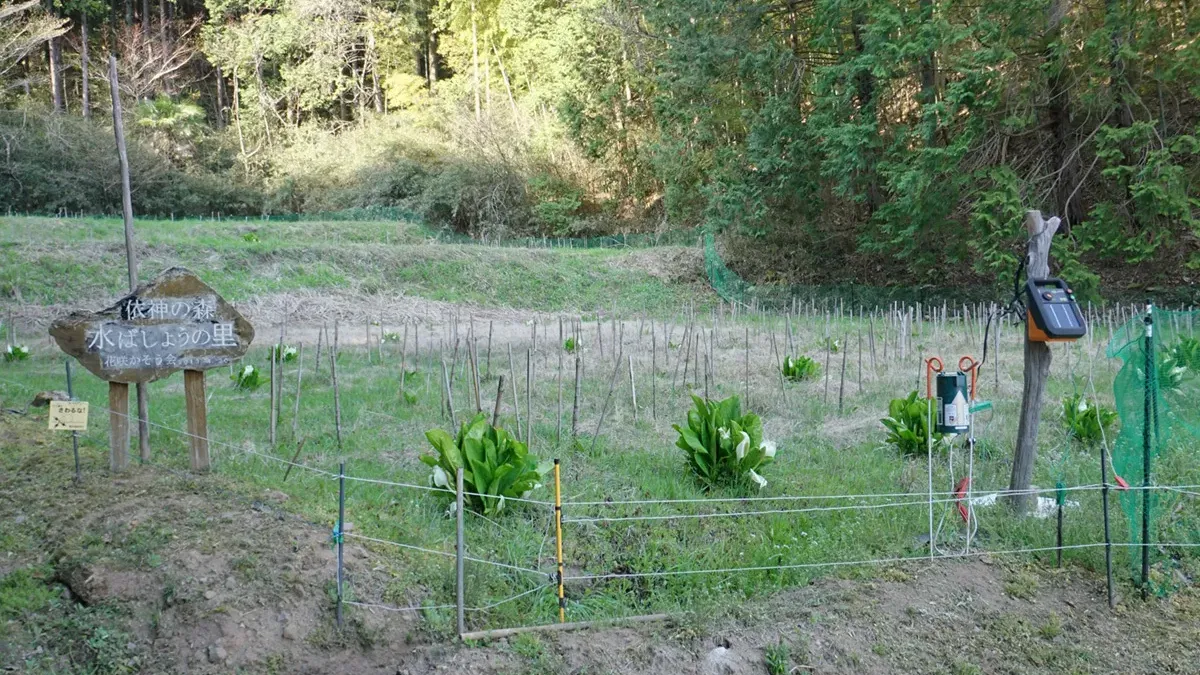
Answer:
881, 391, 945, 456
420, 413, 549, 516
673, 395, 776, 489
765, 639, 792, 675
382, 332, 402, 344
825, 337, 841, 353
231, 364, 266, 390
270, 344, 298, 363
1169, 337, 1200, 373
1137, 354, 1190, 394
242, 232, 260, 243
1062, 393, 1117, 444
3, 344, 29, 362
782, 355, 819, 381
564, 337, 579, 353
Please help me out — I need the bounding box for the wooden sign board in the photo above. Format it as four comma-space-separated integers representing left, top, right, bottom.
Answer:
49, 401, 89, 431
48, 267, 255, 474
49, 267, 254, 383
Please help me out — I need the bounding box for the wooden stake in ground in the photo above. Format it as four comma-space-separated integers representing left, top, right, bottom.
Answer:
744, 327, 750, 406
652, 323, 658, 420
526, 348, 533, 448
838, 335, 848, 415
492, 375, 506, 427
315, 322, 324, 375
442, 358, 457, 429
269, 346, 278, 446
508, 345, 522, 438
109, 54, 150, 463
571, 355, 582, 439
1009, 210, 1061, 514
469, 340, 482, 413
184, 370, 209, 471
331, 322, 343, 450
108, 382, 130, 472
590, 350, 624, 454
628, 354, 638, 423
292, 343, 304, 439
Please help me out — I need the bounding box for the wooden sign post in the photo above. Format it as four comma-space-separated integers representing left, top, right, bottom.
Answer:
49, 267, 254, 473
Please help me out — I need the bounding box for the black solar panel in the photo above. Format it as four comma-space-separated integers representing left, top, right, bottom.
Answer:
1026, 278, 1087, 339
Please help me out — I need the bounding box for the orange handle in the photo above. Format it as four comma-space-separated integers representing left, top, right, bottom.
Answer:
958, 356, 978, 401
925, 357, 944, 399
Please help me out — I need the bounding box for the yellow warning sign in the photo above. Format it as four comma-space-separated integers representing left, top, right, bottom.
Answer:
49, 401, 88, 431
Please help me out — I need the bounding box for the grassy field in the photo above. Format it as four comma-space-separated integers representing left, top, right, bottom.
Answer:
0, 216, 705, 314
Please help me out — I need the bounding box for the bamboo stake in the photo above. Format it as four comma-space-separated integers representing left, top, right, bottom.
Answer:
292, 343, 304, 439
628, 354, 638, 423
492, 375, 506, 427
838, 335, 848, 415
269, 346, 277, 446
652, 324, 658, 421
571, 356, 582, 438
331, 322, 343, 450
470, 340, 482, 413
590, 350, 624, 454
526, 349, 533, 448
508, 345, 522, 438
442, 358, 457, 429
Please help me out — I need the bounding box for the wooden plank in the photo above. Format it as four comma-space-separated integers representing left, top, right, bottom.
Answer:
185, 370, 210, 471
108, 381, 130, 473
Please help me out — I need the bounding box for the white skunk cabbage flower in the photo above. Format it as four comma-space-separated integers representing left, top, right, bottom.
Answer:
521, 483, 543, 499
1077, 398, 1088, 412
761, 439, 777, 459
736, 432, 750, 460
748, 469, 768, 489
431, 465, 450, 489
242, 365, 254, 377
719, 427, 731, 442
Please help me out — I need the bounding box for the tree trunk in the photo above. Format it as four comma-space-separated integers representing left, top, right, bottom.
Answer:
918, 0, 937, 107
471, 0, 480, 121
80, 14, 90, 119
141, 0, 150, 34
850, 8, 881, 212
1045, 0, 1082, 229
1009, 211, 1061, 514
125, 0, 133, 26
427, 30, 438, 91
214, 66, 226, 128
48, 24, 65, 113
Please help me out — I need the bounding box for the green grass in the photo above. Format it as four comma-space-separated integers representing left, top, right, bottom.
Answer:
0, 216, 703, 313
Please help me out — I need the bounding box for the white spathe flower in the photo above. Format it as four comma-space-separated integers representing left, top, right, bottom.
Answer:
748, 469, 768, 489
735, 432, 750, 460
241, 365, 254, 377
497, 495, 506, 512
431, 465, 450, 489
718, 427, 731, 442
761, 439, 777, 459
1077, 398, 1088, 412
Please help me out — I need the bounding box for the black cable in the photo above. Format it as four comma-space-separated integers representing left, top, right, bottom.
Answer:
978, 254, 1028, 373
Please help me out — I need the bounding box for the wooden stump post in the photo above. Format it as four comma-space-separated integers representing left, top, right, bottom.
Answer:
108, 381, 130, 472
1009, 210, 1061, 514
184, 369, 210, 471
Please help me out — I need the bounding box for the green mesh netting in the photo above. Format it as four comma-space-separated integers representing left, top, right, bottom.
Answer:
1107, 307, 1200, 580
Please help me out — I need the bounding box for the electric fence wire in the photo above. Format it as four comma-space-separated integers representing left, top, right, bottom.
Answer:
346, 583, 552, 615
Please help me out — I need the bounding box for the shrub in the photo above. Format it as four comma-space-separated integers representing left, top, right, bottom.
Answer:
782, 355, 819, 381
3, 345, 29, 362
881, 391, 945, 455
231, 364, 265, 390
1062, 393, 1117, 444
270, 344, 298, 363
420, 413, 548, 516
564, 337, 579, 353
674, 395, 776, 489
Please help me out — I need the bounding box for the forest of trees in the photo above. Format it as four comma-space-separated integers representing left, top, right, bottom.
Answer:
1, 0, 1197, 294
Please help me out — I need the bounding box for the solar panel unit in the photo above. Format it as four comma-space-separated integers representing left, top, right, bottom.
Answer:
1026, 278, 1086, 342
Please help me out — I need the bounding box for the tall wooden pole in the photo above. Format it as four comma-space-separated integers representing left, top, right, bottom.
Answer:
1009, 211, 1060, 513
109, 53, 151, 463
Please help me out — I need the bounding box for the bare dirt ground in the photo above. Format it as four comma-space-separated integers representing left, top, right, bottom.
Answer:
3, 411, 1198, 674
